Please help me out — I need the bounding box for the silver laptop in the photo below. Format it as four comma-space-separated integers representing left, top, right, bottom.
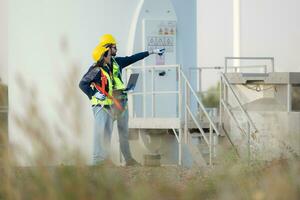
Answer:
123, 73, 139, 92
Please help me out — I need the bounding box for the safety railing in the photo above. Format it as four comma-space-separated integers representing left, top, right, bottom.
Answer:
125, 64, 181, 118
125, 65, 220, 166
125, 65, 183, 164
180, 70, 221, 165
219, 72, 258, 160
225, 57, 274, 73
188, 65, 268, 94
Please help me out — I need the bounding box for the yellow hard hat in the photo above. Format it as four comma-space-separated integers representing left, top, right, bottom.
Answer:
92, 45, 109, 62
99, 34, 117, 47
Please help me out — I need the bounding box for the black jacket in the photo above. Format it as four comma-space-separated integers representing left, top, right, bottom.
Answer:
79, 51, 149, 99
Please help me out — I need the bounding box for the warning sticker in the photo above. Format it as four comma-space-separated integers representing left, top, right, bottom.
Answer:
145, 20, 176, 53
144, 20, 177, 65
147, 36, 174, 53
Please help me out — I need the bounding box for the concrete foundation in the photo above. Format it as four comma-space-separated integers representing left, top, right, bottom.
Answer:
224, 72, 300, 160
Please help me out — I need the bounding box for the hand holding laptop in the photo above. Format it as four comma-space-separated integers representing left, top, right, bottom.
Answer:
123, 73, 139, 93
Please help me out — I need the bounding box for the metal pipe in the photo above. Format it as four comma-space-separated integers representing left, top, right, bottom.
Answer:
224, 57, 275, 73
178, 65, 182, 119
128, 64, 179, 70
184, 81, 188, 144
219, 76, 223, 131
271, 57, 275, 72
209, 124, 213, 166
247, 122, 250, 163
151, 66, 154, 117
143, 67, 146, 118
130, 91, 179, 95
178, 128, 182, 165
172, 128, 180, 142
225, 57, 275, 60
186, 81, 191, 143
198, 68, 202, 93
177, 66, 183, 165
264, 65, 267, 74
287, 84, 292, 112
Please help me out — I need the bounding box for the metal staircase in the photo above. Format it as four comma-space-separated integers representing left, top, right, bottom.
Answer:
126, 65, 220, 166
125, 57, 271, 166
180, 68, 220, 166
218, 57, 275, 161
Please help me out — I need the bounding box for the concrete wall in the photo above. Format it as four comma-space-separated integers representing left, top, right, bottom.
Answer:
229, 110, 300, 160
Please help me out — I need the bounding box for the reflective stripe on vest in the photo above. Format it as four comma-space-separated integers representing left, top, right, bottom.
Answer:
112, 58, 125, 90
91, 68, 113, 106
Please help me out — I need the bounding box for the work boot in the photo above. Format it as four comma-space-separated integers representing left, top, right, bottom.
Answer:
126, 158, 141, 167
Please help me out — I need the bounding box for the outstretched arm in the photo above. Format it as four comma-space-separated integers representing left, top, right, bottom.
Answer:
115, 48, 166, 69
115, 51, 150, 69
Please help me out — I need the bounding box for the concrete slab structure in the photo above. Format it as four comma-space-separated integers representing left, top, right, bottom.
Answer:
224, 72, 300, 160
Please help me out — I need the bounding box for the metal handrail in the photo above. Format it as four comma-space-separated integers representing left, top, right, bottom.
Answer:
181, 69, 220, 165
125, 64, 180, 118
189, 65, 267, 71
225, 57, 274, 73
186, 106, 209, 144
126, 64, 219, 165
220, 99, 248, 136
128, 64, 179, 70
180, 70, 221, 136
189, 65, 268, 95
220, 72, 258, 134
130, 91, 179, 95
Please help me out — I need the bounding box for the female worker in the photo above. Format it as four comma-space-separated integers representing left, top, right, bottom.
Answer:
79, 45, 116, 165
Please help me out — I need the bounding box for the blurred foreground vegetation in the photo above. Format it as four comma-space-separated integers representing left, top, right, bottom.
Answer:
0, 157, 299, 200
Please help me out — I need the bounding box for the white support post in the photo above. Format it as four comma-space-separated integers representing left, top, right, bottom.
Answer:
151, 66, 155, 117
271, 58, 275, 72
225, 80, 228, 105
178, 66, 183, 166
178, 128, 182, 166
209, 124, 213, 166
186, 82, 191, 143
264, 65, 267, 74
184, 82, 188, 144
219, 76, 223, 131
213, 134, 218, 158
178, 66, 184, 142
247, 122, 251, 163
287, 84, 292, 112
198, 68, 202, 93
143, 67, 146, 118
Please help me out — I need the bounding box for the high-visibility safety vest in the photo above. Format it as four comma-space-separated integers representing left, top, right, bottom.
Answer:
91, 67, 113, 106
112, 58, 126, 90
